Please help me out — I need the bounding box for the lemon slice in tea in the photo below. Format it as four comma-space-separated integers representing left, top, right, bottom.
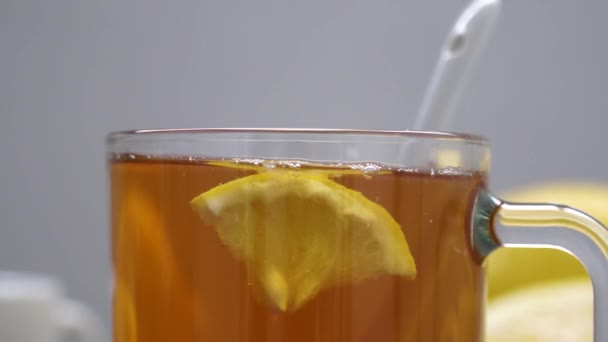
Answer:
190, 171, 416, 311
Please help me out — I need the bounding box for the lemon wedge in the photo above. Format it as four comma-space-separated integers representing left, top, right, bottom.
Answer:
191, 171, 416, 311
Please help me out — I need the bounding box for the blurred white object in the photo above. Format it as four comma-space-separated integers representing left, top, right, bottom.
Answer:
0, 271, 106, 342
413, 0, 501, 131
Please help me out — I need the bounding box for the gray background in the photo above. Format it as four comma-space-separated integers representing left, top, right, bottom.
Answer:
1, 0, 606, 327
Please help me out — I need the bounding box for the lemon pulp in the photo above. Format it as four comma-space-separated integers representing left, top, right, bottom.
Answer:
191, 171, 416, 311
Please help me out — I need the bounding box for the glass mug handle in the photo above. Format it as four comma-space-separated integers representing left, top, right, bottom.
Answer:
472, 189, 608, 342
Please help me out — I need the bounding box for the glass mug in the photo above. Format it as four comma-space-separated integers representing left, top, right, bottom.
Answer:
108, 129, 608, 342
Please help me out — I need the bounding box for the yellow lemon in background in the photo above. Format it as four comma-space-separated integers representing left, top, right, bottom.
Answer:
191, 171, 416, 311
487, 279, 592, 341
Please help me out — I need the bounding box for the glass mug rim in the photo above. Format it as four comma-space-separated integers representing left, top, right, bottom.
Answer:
107, 128, 490, 173
107, 128, 489, 145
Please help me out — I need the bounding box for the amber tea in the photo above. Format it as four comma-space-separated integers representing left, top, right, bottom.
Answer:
111, 155, 486, 342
